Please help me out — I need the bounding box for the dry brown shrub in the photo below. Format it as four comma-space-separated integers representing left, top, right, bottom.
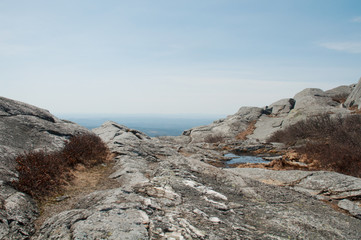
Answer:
236, 120, 256, 140
62, 133, 108, 167
13, 151, 71, 199
12, 133, 109, 200
268, 114, 339, 144
300, 143, 361, 177
268, 114, 361, 178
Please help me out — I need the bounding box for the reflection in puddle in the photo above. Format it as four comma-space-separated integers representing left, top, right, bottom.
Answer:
224, 153, 269, 165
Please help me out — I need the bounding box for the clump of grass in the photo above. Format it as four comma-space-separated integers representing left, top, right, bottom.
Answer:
268, 114, 361, 178
12, 133, 108, 200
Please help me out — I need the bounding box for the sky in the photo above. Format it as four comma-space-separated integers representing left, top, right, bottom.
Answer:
1, 0, 361, 116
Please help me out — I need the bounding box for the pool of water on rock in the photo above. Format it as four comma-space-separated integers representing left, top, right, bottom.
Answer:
224, 153, 269, 165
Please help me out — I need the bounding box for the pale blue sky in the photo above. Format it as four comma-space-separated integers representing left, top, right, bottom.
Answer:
1, 0, 361, 115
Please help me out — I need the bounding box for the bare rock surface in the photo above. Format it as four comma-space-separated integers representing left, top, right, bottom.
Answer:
325, 84, 354, 98
183, 107, 263, 143
345, 77, 361, 108
267, 98, 295, 116
292, 88, 337, 110
228, 168, 361, 218
34, 122, 361, 239
338, 200, 361, 219
0, 96, 90, 240
248, 115, 284, 142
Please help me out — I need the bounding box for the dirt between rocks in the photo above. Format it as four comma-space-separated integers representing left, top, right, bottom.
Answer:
33, 160, 121, 232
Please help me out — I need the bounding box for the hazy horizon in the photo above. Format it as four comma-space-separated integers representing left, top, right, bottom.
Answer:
1, 0, 361, 115
57, 113, 225, 137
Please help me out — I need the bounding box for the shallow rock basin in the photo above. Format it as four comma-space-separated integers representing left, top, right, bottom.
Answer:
224, 153, 269, 166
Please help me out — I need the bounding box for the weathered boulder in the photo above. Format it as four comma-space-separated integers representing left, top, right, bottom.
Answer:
293, 88, 340, 110
248, 115, 285, 141
267, 98, 295, 115
247, 86, 349, 142
0, 96, 90, 240
0, 96, 55, 120
325, 84, 354, 99
183, 107, 263, 143
92, 121, 150, 145
345, 77, 361, 108
281, 87, 350, 128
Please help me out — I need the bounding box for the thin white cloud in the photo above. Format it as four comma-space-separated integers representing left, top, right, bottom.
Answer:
320, 41, 361, 54
351, 16, 361, 22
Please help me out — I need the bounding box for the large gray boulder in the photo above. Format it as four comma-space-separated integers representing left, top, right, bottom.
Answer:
345, 77, 361, 109
247, 86, 351, 142
0, 96, 90, 240
267, 98, 295, 115
293, 88, 340, 110
248, 115, 285, 141
247, 98, 295, 141
183, 107, 263, 143
282, 87, 350, 128
325, 85, 354, 99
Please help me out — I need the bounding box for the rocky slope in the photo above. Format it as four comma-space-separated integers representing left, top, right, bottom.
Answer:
1, 78, 361, 239
34, 121, 361, 239
0, 97, 89, 240
183, 80, 358, 144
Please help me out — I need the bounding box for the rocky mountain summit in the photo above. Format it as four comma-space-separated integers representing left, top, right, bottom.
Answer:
1, 78, 361, 239
36, 121, 361, 239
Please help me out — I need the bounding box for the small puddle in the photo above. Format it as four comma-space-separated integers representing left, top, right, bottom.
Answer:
224, 153, 269, 165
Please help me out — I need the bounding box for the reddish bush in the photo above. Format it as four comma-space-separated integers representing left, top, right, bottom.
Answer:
268, 114, 340, 144
13, 151, 70, 199
12, 133, 108, 200
62, 134, 108, 167
302, 143, 361, 177
268, 114, 361, 178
